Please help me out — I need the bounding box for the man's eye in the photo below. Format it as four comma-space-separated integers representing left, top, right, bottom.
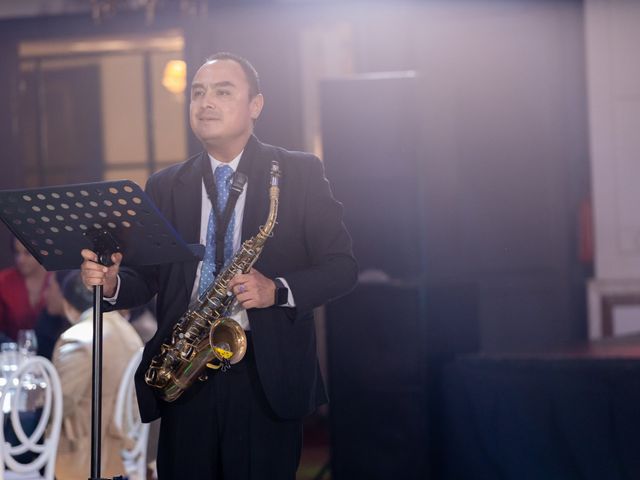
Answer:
192, 90, 204, 98
216, 90, 231, 96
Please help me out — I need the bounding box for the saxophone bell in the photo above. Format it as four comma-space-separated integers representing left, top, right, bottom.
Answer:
206, 317, 247, 370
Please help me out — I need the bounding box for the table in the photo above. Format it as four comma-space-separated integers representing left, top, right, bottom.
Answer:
442, 352, 640, 480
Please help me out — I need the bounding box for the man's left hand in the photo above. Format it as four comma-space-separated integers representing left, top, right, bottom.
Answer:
228, 268, 276, 309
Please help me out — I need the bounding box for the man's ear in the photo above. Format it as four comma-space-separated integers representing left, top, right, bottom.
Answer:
250, 93, 264, 120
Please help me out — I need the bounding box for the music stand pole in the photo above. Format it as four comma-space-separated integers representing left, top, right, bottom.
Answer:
91, 283, 104, 480
86, 232, 119, 480
88, 235, 118, 480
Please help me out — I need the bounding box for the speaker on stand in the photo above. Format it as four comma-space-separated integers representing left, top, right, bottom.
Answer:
320, 73, 479, 479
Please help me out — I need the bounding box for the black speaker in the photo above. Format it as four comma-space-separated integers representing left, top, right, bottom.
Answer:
325, 283, 428, 480
321, 73, 480, 479
325, 282, 478, 480
320, 73, 423, 281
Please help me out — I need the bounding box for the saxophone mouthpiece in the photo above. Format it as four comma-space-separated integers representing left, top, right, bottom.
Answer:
270, 161, 281, 186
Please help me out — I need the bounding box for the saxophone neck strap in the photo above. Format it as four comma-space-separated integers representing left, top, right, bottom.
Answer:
201, 154, 248, 273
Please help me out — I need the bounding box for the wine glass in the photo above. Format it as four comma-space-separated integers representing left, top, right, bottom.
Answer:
0, 342, 19, 389
17, 329, 38, 357
1, 341, 19, 369
16, 330, 41, 409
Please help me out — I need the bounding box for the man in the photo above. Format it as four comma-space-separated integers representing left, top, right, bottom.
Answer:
80, 52, 357, 479
52, 271, 142, 480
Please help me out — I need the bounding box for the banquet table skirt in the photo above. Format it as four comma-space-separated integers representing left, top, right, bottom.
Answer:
442, 356, 640, 480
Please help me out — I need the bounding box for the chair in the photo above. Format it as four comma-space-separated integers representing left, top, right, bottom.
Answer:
0, 356, 62, 480
113, 348, 148, 480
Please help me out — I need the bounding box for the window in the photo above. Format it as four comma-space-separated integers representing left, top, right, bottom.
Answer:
18, 32, 187, 189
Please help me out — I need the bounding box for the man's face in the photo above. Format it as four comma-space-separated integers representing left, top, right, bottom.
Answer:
14, 239, 41, 277
189, 59, 263, 152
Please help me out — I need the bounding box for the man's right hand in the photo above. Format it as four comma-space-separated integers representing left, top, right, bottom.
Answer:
80, 249, 123, 298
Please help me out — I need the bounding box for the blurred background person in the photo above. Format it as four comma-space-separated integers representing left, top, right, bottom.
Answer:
35, 270, 71, 360
0, 237, 51, 343
121, 300, 158, 345
52, 270, 142, 480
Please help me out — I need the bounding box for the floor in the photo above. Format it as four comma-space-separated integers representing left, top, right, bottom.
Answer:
297, 414, 331, 480
141, 413, 331, 479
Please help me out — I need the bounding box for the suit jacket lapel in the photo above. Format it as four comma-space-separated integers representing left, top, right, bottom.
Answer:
173, 152, 205, 297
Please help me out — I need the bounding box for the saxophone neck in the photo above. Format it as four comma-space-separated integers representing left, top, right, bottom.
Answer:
259, 161, 281, 238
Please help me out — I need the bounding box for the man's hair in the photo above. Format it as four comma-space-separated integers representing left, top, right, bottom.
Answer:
204, 52, 261, 99
61, 270, 93, 313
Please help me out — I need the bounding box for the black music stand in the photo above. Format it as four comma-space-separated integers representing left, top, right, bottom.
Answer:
0, 180, 202, 480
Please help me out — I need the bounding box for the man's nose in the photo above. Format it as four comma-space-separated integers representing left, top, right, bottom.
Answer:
203, 90, 217, 108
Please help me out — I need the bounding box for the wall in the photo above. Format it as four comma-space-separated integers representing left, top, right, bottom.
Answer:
586, 0, 640, 279
585, 0, 640, 338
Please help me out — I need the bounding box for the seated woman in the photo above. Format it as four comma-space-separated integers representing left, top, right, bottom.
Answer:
0, 237, 51, 342
52, 271, 142, 480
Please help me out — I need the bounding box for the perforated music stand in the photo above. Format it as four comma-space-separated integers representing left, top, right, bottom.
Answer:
0, 180, 202, 480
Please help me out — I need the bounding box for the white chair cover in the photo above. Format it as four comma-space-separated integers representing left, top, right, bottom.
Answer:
0, 356, 62, 480
113, 348, 148, 480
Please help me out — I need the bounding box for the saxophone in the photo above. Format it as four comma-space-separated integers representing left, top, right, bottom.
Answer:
144, 161, 281, 402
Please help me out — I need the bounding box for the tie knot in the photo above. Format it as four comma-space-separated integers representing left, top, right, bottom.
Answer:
214, 164, 234, 192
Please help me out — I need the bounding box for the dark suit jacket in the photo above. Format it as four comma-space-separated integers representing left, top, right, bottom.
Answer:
112, 136, 357, 423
